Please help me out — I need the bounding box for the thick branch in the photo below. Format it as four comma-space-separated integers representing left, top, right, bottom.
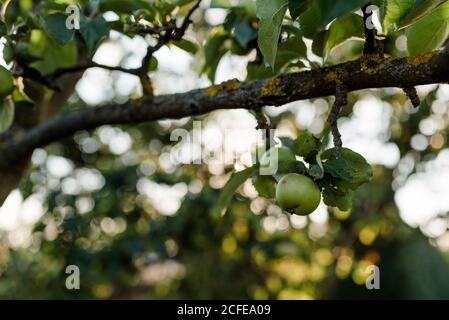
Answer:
1, 49, 449, 169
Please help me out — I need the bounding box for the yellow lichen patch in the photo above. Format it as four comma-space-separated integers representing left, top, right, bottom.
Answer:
360, 54, 385, 75
406, 51, 435, 65
326, 71, 342, 85
261, 77, 282, 97
206, 79, 241, 97
132, 96, 146, 107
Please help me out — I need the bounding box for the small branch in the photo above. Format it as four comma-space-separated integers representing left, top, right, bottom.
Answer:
138, 0, 201, 94
140, 21, 176, 75
174, 0, 202, 41
18, 1, 202, 94
16, 60, 140, 91
127, 23, 175, 35
47, 62, 140, 80
254, 108, 272, 147
362, 2, 376, 56
254, 108, 270, 131
14, 57, 61, 91
327, 86, 348, 156
403, 87, 420, 108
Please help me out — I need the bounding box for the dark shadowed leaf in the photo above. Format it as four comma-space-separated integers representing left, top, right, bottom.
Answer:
80, 15, 110, 57
323, 148, 373, 186
256, 0, 289, 68
43, 13, 75, 45
288, 0, 314, 20
0, 99, 14, 133
300, 0, 368, 38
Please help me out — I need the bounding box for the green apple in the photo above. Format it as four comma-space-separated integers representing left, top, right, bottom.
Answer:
0, 66, 15, 99
276, 173, 321, 215
260, 146, 296, 167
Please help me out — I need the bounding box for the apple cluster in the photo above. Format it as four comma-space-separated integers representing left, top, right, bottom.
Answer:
252, 133, 373, 215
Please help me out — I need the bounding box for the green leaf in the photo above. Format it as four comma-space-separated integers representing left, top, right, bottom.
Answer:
274, 35, 307, 69
28, 30, 46, 57
212, 167, 256, 216
308, 163, 324, 179
43, 13, 75, 45
147, 0, 196, 17
233, 20, 258, 47
279, 137, 296, 149
256, 0, 289, 68
294, 132, 320, 158
312, 13, 364, 57
80, 15, 110, 57
37, 1, 68, 11
276, 160, 307, 176
0, 66, 15, 98
311, 30, 328, 57
247, 34, 307, 79
326, 13, 364, 53
382, 0, 447, 31
252, 175, 277, 198
99, 0, 155, 13
322, 148, 373, 187
300, 0, 368, 38
2, 45, 14, 64
406, 1, 449, 55
0, 99, 14, 133
29, 31, 78, 75
246, 62, 276, 80
323, 189, 353, 211
288, 0, 313, 20
148, 56, 158, 72
203, 31, 229, 82
0, 21, 7, 37
211, 0, 232, 8
172, 39, 198, 54
280, 34, 307, 57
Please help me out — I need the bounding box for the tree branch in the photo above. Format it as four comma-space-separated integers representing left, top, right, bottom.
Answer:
1, 49, 449, 168
46, 61, 141, 81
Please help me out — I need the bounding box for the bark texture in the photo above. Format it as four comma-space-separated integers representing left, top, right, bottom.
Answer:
0, 48, 448, 204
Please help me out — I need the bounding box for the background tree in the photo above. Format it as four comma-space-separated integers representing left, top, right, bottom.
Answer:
0, 0, 449, 299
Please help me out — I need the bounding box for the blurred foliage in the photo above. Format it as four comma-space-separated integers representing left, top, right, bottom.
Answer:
0, 0, 449, 299
2, 86, 449, 299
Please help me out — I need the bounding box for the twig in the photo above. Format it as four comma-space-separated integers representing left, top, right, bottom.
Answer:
14, 57, 62, 91
139, 0, 202, 95
15, 1, 202, 94
47, 61, 140, 80
16, 60, 140, 91
362, 2, 376, 56
128, 23, 176, 36
403, 86, 420, 108
327, 86, 348, 157
254, 108, 272, 148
